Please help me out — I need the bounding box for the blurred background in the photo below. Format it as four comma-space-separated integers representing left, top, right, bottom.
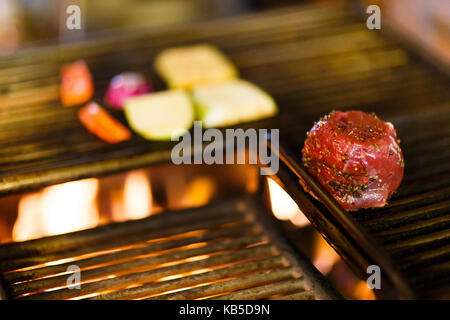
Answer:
0, 0, 449, 69
2, 0, 303, 52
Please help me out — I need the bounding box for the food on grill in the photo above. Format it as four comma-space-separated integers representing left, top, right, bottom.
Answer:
124, 90, 194, 140
302, 110, 404, 211
104, 72, 152, 109
154, 44, 237, 89
191, 79, 277, 128
60, 60, 94, 106
78, 102, 131, 143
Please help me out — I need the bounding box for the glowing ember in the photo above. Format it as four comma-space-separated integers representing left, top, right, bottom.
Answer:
354, 280, 376, 300
158, 274, 183, 282
185, 268, 213, 275
13, 178, 99, 241
123, 170, 152, 220
112, 170, 153, 222
13, 193, 44, 241
267, 178, 310, 227
181, 176, 216, 207
183, 255, 211, 262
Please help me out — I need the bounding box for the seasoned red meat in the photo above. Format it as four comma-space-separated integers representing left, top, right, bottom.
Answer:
301, 110, 404, 211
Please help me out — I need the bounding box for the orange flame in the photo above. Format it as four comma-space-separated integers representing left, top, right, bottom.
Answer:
312, 233, 340, 275
267, 178, 310, 227
181, 176, 216, 208
13, 178, 99, 241
111, 170, 153, 222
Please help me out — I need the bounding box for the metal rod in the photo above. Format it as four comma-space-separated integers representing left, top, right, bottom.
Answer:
5, 223, 256, 284
19, 244, 276, 300
363, 200, 450, 232
210, 278, 305, 300
398, 245, 450, 271
148, 265, 294, 300
386, 229, 450, 254
99, 258, 290, 300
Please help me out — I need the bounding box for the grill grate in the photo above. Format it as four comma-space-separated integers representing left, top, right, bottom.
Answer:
0, 197, 338, 300
0, 2, 449, 298
276, 106, 450, 299
3, 3, 448, 194
351, 108, 450, 296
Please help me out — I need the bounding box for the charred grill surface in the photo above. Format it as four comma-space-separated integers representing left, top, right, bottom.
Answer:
0, 3, 449, 298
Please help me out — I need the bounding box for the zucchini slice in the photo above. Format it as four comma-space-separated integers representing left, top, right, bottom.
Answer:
124, 90, 194, 140
192, 79, 277, 128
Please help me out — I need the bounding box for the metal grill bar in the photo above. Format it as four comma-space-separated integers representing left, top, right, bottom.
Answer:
362, 201, 450, 233
385, 230, 450, 256
398, 245, 450, 271
146, 265, 293, 300
95, 257, 290, 300
210, 278, 305, 300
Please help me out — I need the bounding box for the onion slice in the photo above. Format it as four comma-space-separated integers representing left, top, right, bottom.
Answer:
105, 72, 152, 109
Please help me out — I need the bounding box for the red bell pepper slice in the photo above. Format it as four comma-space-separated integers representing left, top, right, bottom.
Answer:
61, 60, 94, 106
78, 102, 132, 143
